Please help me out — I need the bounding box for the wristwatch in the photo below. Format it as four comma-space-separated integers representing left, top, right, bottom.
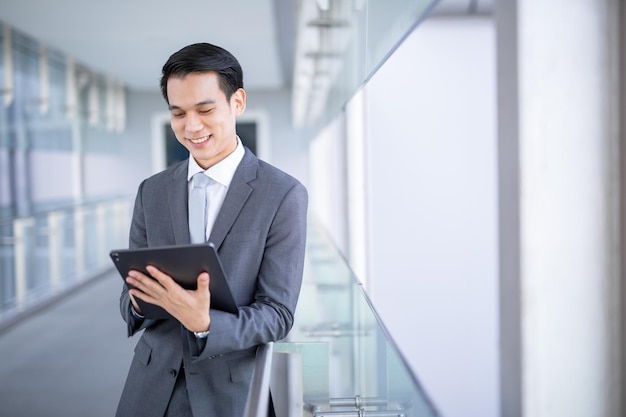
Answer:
193, 329, 210, 339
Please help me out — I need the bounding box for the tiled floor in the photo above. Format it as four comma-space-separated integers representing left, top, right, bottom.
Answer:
0, 272, 136, 417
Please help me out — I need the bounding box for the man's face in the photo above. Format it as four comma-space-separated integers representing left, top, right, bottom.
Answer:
167, 72, 246, 169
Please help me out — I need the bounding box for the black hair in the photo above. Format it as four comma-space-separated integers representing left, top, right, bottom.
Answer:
160, 43, 244, 103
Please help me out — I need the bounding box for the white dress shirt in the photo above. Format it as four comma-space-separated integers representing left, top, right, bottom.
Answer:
187, 137, 245, 241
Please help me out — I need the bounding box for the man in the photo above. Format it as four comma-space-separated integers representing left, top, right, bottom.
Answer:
116, 43, 308, 417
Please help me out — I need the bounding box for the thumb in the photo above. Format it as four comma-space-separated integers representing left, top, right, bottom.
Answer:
197, 272, 210, 293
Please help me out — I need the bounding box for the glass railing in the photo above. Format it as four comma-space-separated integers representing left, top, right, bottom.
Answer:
0, 198, 131, 326
0, 198, 439, 416
274, 219, 439, 417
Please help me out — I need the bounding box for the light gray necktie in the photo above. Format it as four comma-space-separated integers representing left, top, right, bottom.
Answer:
189, 173, 211, 243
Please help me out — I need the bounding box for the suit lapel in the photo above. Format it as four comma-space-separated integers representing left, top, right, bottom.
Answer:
166, 160, 191, 244
209, 149, 257, 249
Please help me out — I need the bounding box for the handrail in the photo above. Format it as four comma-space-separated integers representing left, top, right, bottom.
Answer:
0, 196, 129, 226
244, 342, 274, 417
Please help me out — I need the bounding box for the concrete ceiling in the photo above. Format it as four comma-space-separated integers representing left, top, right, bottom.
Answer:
0, 0, 293, 92
0, 0, 492, 95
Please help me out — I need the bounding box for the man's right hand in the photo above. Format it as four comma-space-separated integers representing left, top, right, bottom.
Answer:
126, 266, 211, 332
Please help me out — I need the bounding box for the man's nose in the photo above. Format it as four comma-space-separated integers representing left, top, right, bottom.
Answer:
185, 113, 202, 132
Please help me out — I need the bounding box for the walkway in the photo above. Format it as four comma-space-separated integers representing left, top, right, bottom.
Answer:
0, 271, 136, 417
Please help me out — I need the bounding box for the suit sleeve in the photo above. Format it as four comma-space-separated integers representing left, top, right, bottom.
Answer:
188, 182, 308, 362
119, 180, 158, 336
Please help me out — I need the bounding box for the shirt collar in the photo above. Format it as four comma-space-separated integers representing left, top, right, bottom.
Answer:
187, 136, 245, 187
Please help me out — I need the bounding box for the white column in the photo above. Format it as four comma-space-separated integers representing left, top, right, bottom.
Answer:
48, 211, 63, 291
345, 89, 369, 288
96, 203, 107, 268
308, 114, 348, 254
497, 0, 622, 416
73, 206, 85, 280
13, 217, 34, 310
3, 23, 14, 108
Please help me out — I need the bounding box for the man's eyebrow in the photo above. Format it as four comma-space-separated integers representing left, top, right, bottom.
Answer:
168, 99, 216, 111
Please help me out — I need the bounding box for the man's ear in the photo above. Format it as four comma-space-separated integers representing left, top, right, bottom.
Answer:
232, 88, 246, 115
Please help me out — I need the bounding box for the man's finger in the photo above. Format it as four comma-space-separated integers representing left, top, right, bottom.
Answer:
196, 272, 210, 295
129, 288, 161, 307
126, 270, 153, 292
146, 265, 176, 288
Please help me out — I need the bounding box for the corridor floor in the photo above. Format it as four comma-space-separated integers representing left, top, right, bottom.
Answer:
0, 272, 136, 417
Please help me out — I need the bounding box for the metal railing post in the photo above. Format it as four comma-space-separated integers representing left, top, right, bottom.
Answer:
244, 342, 274, 417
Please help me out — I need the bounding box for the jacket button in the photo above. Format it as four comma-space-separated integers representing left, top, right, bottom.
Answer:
169, 369, 177, 377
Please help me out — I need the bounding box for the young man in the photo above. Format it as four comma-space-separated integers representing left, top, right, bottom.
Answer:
116, 43, 308, 417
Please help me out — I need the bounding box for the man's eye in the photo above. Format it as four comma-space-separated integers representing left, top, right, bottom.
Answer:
199, 108, 213, 114
172, 113, 184, 118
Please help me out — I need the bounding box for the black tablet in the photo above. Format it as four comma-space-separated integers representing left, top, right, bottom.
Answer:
109, 242, 238, 319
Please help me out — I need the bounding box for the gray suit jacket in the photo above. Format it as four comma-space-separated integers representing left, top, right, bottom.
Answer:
116, 149, 308, 417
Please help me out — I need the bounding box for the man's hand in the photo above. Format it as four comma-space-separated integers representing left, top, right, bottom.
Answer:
126, 265, 211, 333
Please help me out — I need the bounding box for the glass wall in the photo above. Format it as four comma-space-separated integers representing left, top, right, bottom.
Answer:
292, 0, 438, 131
0, 22, 130, 324
275, 219, 439, 416
299, 0, 442, 414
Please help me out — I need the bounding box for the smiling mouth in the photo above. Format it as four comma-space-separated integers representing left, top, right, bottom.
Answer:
189, 135, 210, 145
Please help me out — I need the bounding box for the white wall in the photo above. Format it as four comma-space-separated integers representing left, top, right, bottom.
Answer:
83, 153, 128, 199
364, 17, 498, 417
117, 91, 167, 197
246, 89, 310, 187
30, 151, 77, 202
308, 114, 349, 255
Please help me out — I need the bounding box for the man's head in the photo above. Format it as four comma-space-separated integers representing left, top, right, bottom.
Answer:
162, 43, 247, 170
160, 42, 244, 104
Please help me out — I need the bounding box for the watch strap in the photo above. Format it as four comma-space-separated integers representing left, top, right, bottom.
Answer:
193, 329, 210, 339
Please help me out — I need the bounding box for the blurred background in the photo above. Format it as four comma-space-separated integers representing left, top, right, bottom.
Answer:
0, 0, 625, 416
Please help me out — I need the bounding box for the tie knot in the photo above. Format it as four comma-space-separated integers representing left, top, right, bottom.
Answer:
192, 173, 211, 188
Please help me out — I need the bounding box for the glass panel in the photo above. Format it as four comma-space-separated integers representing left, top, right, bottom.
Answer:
0, 23, 131, 324
293, 0, 437, 133
276, 220, 438, 416
0, 198, 131, 323
365, 0, 435, 72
